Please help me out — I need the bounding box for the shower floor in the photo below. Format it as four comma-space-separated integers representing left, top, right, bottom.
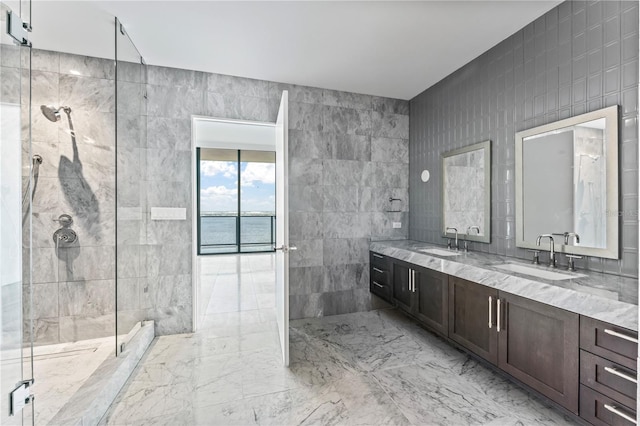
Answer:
23, 336, 115, 425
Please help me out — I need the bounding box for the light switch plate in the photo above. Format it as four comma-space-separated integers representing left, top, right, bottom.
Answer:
392, 222, 402, 229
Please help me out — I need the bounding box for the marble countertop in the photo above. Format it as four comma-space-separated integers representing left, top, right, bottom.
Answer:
370, 240, 638, 332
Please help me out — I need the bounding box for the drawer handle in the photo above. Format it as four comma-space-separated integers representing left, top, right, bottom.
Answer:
372, 267, 385, 273
488, 296, 493, 329
372, 253, 384, 259
604, 328, 639, 344
496, 298, 501, 332
604, 404, 637, 424
373, 281, 384, 288
604, 366, 638, 384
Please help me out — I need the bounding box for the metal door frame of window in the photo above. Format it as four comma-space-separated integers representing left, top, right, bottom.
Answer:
196, 147, 275, 255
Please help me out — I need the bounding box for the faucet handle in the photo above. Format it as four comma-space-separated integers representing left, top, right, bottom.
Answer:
527, 249, 540, 265
566, 254, 582, 272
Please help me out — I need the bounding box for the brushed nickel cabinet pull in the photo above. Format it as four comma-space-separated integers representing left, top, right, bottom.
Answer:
604, 404, 637, 424
412, 270, 416, 292
373, 281, 384, 288
496, 299, 501, 332
372, 267, 385, 273
408, 269, 411, 291
372, 253, 384, 259
604, 328, 638, 344
604, 366, 638, 384
488, 296, 493, 329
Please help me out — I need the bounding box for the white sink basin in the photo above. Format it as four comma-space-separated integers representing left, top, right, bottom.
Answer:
494, 263, 585, 281
419, 248, 461, 257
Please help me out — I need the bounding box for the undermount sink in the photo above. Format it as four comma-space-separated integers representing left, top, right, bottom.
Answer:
493, 263, 585, 281
419, 248, 461, 257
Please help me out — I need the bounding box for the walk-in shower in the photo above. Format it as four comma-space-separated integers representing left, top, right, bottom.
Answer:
1, 5, 151, 423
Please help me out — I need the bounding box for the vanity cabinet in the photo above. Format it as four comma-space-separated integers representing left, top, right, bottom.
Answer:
389, 260, 449, 337
449, 277, 579, 412
497, 292, 579, 413
391, 261, 413, 312
448, 276, 498, 364
579, 317, 637, 425
368, 249, 636, 422
370, 252, 392, 303
413, 267, 448, 336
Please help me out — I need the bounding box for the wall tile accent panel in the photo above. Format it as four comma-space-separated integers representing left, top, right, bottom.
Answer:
409, 1, 639, 283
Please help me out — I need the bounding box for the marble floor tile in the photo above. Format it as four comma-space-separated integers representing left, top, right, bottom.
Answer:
105, 254, 577, 425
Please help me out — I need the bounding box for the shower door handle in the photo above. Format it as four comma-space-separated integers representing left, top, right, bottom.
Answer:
274, 245, 297, 253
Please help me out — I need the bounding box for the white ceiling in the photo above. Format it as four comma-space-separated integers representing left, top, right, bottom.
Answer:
27, 1, 562, 100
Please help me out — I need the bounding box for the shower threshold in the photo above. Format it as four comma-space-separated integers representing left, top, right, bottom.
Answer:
24, 321, 155, 425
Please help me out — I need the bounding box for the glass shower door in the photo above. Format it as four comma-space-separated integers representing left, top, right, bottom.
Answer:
115, 18, 148, 354
1, 1, 34, 423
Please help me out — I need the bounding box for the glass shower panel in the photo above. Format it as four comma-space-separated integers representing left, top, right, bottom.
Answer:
1, 1, 33, 423
115, 18, 148, 353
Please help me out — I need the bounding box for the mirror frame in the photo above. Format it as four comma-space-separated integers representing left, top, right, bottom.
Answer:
441, 140, 491, 243
515, 105, 619, 259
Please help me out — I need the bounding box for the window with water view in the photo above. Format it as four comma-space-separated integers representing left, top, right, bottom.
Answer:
197, 148, 276, 254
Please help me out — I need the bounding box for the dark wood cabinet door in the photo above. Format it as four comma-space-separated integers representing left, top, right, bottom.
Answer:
414, 267, 448, 336
448, 277, 498, 364
497, 292, 579, 414
392, 261, 413, 312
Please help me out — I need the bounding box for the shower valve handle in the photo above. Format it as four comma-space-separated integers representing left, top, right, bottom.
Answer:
53, 214, 73, 227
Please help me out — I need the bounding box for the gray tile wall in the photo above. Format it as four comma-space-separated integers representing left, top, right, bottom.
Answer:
13, 48, 410, 341
19, 50, 117, 344
285, 86, 410, 319
409, 1, 639, 279
146, 68, 410, 322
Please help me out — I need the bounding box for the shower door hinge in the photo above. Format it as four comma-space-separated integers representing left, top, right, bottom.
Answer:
6, 11, 32, 47
9, 378, 35, 416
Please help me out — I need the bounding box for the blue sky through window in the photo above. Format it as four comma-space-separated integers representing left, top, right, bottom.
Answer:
200, 160, 275, 213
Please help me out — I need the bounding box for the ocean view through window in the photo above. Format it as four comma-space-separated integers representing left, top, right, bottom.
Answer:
197, 148, 276, 254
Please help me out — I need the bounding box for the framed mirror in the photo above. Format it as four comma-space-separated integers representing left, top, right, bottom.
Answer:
441, 140, 491, 243
515, 105, 619, 259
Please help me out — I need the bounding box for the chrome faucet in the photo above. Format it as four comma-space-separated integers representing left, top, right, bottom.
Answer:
446, 227, 458, 250
564, 232, 580, 245
536, 234, 556, 268
464, 226, 480, 251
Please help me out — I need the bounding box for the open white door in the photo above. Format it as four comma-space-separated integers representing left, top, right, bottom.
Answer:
275, 91, 292, 366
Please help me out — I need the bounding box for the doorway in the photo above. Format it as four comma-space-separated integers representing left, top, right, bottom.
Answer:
192, 92, 290, 366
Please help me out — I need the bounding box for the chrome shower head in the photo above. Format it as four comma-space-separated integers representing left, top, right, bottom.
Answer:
40, 105, 71, 122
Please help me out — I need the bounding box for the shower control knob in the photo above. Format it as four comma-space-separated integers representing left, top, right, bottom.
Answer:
53, 214, 73, 227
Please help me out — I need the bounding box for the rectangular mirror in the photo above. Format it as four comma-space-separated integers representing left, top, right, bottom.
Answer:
442, 140, 491, 243
515, 105, 619, 259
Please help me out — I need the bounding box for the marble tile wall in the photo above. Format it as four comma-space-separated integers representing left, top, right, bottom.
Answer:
410, 1, 639, 280
146, 66, 410, 322
17, 49, 410, 335
20, 50, 117, 344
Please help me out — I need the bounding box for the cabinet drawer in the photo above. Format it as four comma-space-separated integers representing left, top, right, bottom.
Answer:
581, 317, 638, 370
580, 350, 636, 410
370, 252, 388, 270
371, 264, 389, 285
580, 385, 637, 426
370, 279, 392, 303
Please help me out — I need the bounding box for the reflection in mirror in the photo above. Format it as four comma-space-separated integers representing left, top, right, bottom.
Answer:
441, 140, 491, 243
516, 106, 618, 259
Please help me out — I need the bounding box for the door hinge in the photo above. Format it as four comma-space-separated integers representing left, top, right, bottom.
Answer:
9, 379, 35, 416
6, 11, 32, 47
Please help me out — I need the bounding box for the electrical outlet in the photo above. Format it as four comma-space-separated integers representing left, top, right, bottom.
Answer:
392, 222, 402, 229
